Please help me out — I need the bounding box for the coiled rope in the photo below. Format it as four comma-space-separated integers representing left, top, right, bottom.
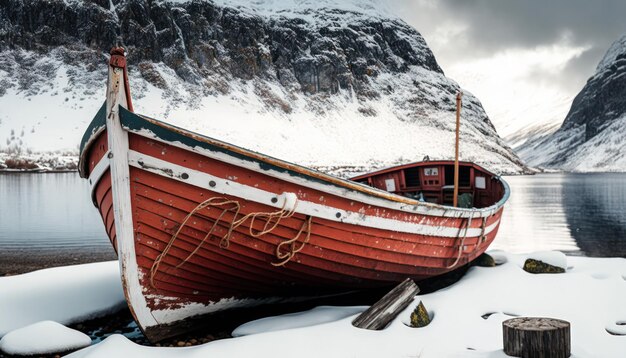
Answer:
149, 195, 312, 289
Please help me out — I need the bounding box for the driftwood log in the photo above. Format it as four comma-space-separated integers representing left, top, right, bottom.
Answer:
352, 278, 419, 330
503, 317, 570, 358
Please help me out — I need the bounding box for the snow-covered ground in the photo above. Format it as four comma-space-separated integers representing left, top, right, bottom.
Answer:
0, 321, 91, 355
1, 251, 625, 357
0, 261, 126, 336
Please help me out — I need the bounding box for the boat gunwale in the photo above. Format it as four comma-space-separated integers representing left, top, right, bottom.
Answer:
116, 107, 510, 216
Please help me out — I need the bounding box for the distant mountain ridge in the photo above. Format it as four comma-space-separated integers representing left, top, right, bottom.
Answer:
516, 33, 626, 171
0, 0, 528, 174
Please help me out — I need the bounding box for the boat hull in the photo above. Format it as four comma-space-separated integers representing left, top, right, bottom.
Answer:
80, 49, 508, 342
84, 109, 505, 341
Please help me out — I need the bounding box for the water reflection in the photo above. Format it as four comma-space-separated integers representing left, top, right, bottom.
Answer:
491, 174, 580, 254
492, 173, 626, 258
561, 173, 626, 257
0, 173, 110, 252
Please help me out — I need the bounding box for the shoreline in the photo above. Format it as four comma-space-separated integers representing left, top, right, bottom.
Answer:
0, 249, 116, 276
0, 169, 76, 174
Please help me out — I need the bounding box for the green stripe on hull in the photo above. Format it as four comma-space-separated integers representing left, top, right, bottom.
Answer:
79, 101, 107, 154
78, 101, 107, 177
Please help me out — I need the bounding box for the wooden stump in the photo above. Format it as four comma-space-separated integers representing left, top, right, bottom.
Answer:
503, 317, 570, 358
352, 278, 419, 330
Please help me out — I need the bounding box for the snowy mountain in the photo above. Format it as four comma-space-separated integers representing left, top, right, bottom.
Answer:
0, 0, 528, 174
505, 121, 560, 154
516, 33, 626, 172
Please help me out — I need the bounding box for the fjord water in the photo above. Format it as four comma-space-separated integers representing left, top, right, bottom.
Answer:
492, 173, 626, 257
0, 173, 112, 253
0, 172, 625, 263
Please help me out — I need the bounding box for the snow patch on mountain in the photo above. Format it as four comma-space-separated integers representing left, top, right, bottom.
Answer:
211, 0, 396, 21
0, 0, 527, 174
516, 33, 626, 172
520, 114, 626, 172
596, 33, 626, 72
506, 121, 561, 154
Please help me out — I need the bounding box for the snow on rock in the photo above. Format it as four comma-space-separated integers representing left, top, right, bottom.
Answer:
520, 251, 567, 270
232, 305, 366, 337
0, 0, 528, 175
0, 261, 125, 336
516, 32, 626, 172
596, 33, 626, 73
68, 251, 626, 358
211, 0, 396, 24
0, 321, 91, 355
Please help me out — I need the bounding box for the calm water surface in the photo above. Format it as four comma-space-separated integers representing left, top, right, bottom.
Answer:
492, 173, 626, 257
1, 172, 625, 258
0, 173, 110, 252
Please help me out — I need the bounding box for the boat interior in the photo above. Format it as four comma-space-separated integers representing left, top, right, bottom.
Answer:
350, 161, 504, 209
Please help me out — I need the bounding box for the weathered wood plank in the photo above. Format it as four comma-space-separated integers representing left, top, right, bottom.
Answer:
352, 278, 420, 330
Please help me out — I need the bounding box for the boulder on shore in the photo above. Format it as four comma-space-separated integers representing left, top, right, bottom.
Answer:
523, 259, 566, 274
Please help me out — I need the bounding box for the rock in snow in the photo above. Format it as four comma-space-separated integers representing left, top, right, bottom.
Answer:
0, 0, 528, 174
0, 321, 91, 355
516, 32, 626, 172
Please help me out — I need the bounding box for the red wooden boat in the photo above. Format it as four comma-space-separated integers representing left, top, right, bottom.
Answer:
79, 49, 509, 341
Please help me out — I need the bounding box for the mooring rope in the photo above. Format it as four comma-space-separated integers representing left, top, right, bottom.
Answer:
479, 216, 487, 243
149, 194, 312, 289
272, 216, 313, 267
447, 215, 474, 269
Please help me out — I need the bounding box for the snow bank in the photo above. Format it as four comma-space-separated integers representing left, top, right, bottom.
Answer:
0, 261, 126, 336
232, 305, 366, 337
68, 251, 626, 358
0, 321, 91, 355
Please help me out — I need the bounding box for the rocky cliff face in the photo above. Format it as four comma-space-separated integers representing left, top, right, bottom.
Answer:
0, 0, 527, 174
516, 34, 626, 171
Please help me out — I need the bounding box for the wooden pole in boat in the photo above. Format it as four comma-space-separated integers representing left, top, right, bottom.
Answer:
453, 91, 463, 207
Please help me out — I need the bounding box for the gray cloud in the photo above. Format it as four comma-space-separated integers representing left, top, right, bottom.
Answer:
395, 0, 626, 90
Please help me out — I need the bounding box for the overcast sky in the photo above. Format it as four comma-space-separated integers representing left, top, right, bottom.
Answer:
393, 0, 626, 137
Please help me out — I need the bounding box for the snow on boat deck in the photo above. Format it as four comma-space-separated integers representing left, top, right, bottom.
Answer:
1, 252, 625, 357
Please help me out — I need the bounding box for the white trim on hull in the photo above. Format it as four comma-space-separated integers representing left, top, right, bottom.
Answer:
127, 150, 501, 238
88, 150, 110, 204
105, 66, 158, 329
127, 126, 509, 220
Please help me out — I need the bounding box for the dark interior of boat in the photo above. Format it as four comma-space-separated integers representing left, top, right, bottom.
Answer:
350, 161, 504, 209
